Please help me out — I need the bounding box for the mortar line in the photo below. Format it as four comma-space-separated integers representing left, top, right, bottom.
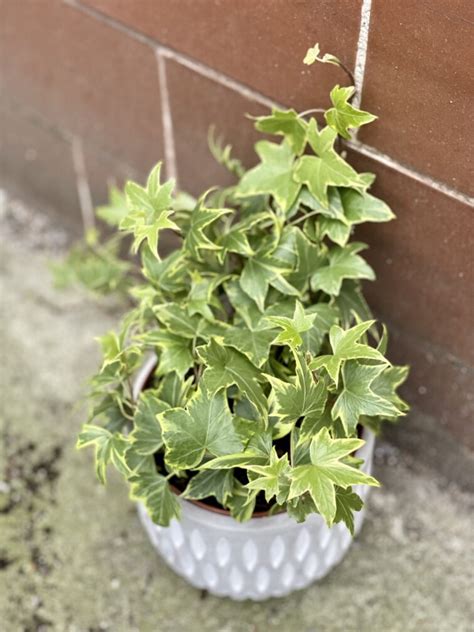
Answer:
157, 47, 282, 111
71, 137, 95, 231
352, 0, 373, 113
66, 0, 472, 207
156, 51, 178, 184
65, 0, 282, 111
347, 140, 474, 207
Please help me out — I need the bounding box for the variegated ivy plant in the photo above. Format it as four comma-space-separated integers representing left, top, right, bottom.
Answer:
59, 45, 409, 533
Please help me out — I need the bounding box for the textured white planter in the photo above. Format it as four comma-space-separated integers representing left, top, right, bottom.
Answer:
134, 355, 375, 601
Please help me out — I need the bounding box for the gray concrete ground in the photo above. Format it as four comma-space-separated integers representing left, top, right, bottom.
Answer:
1, 194, 473, 632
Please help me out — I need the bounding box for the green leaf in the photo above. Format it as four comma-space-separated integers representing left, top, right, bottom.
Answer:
217, 212, 271, 262
140, 330, 194, 377
370, 365, 410, 414
198, 340, 267, 419
160, 388, 243, 470
288, 428, 379, 525
325, 85, 377, 139
303, 43, 341, 68
130, 391, 167, 455
332, 361, 402, 434
130, 471, 181, 527
183, 469, 234, 506
294, 120, 367, 207
310, 320, 387, 386
255, 109, 307, 154
154, 303, 200, 339
200, 430, 272, 470
76, 425, 130, 484
267, 350, 327, 424
287, 228, 324, 291
341, 189, 395, 224
266, 300, 316, 348
334, 487, 363, 535
318, 217, 352, 247
223, 321, 277, 367
335, 280, 373, 328
227, 481, 258, 522
246, 448, 291, 504
183, 194, 232, 261
121, 163, 178, 258
311, 242, 375, 296
96, 187, 129, 227
240, 252, 299, 312
157, 371, 193, 408
236, 141, 301, 212
300, 303, 340, 355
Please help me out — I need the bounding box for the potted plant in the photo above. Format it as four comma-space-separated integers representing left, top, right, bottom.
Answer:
56, 45, 409, 600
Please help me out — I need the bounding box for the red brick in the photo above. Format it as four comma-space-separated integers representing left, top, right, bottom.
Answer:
81, 0, 362, 110
1, 0, 164, 175
359, 0, 474, 195
348, 150, 474, 365
0, 99, 82, 230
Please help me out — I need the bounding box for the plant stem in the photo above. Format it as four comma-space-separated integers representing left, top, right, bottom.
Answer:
289, 209, 320, 226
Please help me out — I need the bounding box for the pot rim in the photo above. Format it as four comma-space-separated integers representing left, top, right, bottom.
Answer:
133, 353, 374, 524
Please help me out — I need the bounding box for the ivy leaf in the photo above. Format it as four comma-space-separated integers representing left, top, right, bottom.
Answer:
160, 388, 242, 470
76, 425, 130, 484
299, 186, 347, 222
227, 481, 258, 522
140, 330, 193, 377
183, 194, 232, 261
96, 186, 129, 227
266, 301, 316, 348
370, 365, 410, 414
158, 371, 193, 408
334, 487, 364, 535
123, 447, 156, 476
311, 242, 375, 296
183, 469, 234, 506
303, 42, 341, 68
332, 361, 402, 434
223, 321, 277, 367
188, 271, 229, 321
129, 471, 181, 527
318, 217, 352, 247
287, 228, 324, 291
120, 163, 178, 258
294, 120, 366, 207
286, 493, 318, 523
129, 391, 168, 455
341, 189, 395, 224
200, 430, 272, 470
217, 212, 270, 262
240, 252, 299, 312
267, 350, 327, 424
310, 320, 387, 386
198, 340, 267, 419
300, 303, 340, 355
255, 109, 307, 154
246, 448, 291, 504
325, 85, 377, 139
236, 141, 301, 212
288, 427, 379, 525
335, 280, 373, 328
154, 303, 200, 339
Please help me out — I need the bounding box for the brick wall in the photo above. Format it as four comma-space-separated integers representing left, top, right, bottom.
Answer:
1, 1, 473, 447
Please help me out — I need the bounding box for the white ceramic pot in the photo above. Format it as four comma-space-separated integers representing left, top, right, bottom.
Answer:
134, 356, 375, 601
